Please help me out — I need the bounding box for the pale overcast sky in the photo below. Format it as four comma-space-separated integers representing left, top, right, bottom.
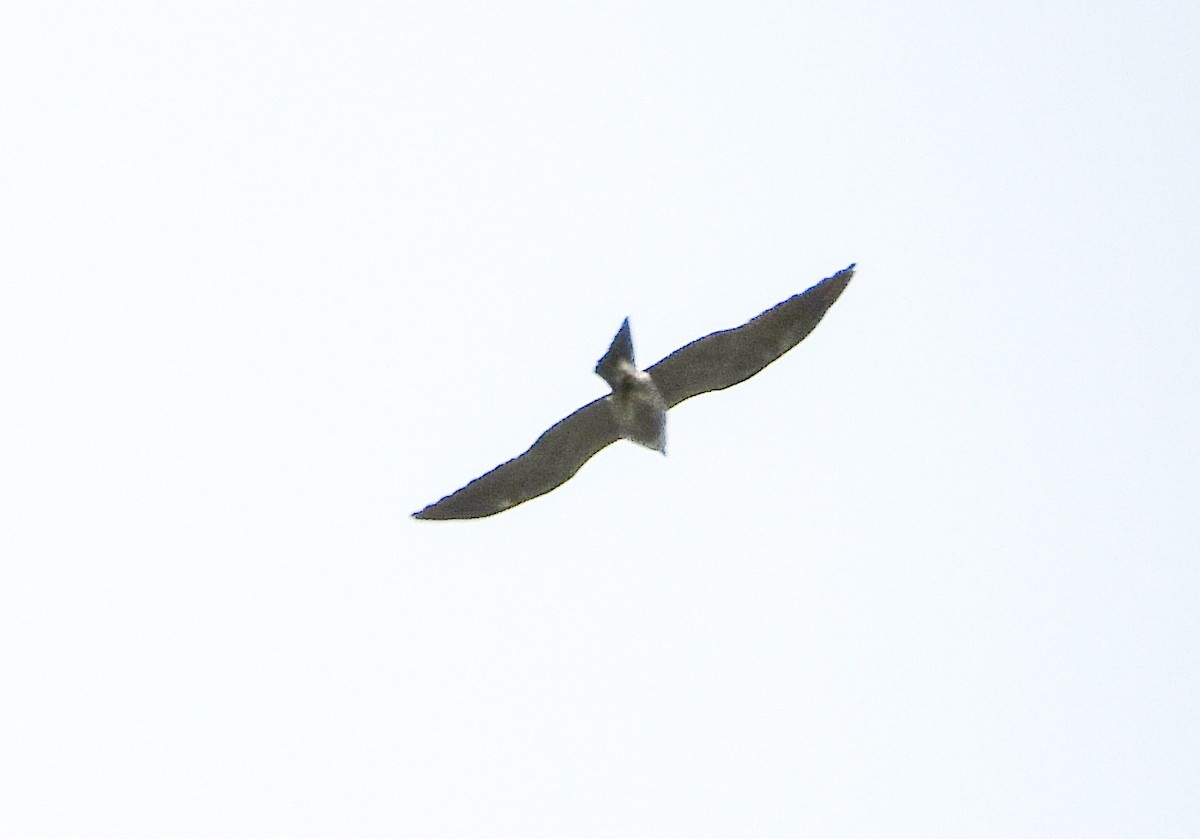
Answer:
3, 1, 1198, 836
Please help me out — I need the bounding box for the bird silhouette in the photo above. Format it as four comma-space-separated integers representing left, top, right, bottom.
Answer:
413, 264, 854, 519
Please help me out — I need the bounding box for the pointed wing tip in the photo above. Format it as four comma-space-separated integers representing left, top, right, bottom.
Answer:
411, 507, 460, 521
824, 263, 855, 284
811, 263, 856, 301
411, 504, 463, 520
412, 501, 458, 520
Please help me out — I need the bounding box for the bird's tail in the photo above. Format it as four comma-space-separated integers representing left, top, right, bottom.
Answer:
595, 317, 635, 389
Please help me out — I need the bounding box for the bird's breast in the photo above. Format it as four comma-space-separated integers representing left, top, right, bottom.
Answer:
609, 370, 667, 453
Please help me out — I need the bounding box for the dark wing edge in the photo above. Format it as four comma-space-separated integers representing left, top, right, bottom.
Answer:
646, 264, 855, 408
412, 396, 620, 520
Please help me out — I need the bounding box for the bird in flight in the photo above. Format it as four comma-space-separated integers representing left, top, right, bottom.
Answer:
413, 264, 855, 519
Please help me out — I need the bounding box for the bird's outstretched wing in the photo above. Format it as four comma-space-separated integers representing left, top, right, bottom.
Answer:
412, 396, 620, 520
646, 264, 854, 408
414, 264, 854, 520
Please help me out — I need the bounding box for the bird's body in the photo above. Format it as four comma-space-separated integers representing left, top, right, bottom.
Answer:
413, 264, 854, 519
609, 369, 668, 454
595, 318, 668, 454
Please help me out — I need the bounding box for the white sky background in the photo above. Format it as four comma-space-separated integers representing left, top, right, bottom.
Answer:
3, 0, 1198, 835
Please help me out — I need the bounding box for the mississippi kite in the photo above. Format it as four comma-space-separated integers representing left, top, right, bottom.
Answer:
413, 264, 854, 519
